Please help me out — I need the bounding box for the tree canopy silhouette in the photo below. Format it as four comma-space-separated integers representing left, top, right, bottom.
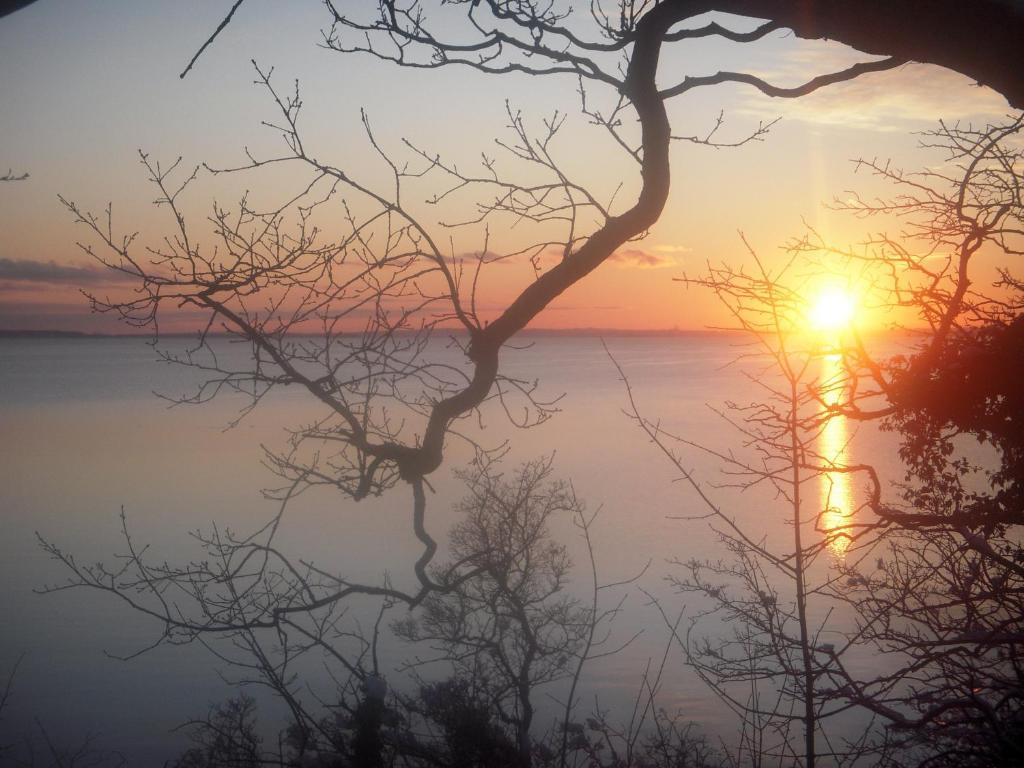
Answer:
161, 1, 1024, 109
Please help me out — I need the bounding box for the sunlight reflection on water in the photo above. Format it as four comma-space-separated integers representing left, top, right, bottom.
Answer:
818, 352, 854, 556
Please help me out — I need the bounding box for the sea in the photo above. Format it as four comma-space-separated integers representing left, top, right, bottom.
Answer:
0, 333, 904, 764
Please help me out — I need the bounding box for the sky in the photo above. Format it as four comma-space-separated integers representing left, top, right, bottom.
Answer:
0, 0, 1014, 332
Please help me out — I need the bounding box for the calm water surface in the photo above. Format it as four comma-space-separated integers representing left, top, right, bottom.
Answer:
0, 335, 896, 763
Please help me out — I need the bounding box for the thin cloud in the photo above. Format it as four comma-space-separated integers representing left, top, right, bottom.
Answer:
0, 258, 136, 286
542, 304, 622, 312
608, 248, 678, 269
530, 245, 681, 269
737, 51, 1010, 130
0, 298, 97, 331
0, 300, 212, 333
450, 250, 512, 266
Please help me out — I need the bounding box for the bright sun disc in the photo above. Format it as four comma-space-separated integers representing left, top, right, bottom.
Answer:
808, 289, 856, 331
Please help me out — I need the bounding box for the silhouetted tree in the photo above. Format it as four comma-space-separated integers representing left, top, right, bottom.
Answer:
680, 116, 1024, 767
605, 112, 1024, 766
887, 317, 1024, 532
394, 458, 593, 765
50, 0, 923, 641
0, 655, 129, 767
613, 254, 888, 767
0, 2, 37, 20
146, 459, 685, 768
175, 2, 1024, 111
0, 657, 19, 760
409, 679, 523, 768
41, 2, 1023, 763
173, 696, 264, 768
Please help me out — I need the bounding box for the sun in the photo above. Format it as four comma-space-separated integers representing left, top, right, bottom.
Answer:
808, 288, 857, 331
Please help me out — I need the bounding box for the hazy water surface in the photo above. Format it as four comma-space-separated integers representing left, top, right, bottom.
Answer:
0, 335, 897, 763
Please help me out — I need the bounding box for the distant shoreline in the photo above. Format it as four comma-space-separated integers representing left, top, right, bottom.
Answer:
0, 327, 734, 339
0, 329, 102, 338
0, 326, 924, 341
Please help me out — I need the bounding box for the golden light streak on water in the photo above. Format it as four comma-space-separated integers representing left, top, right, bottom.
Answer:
819, 353, 854, 556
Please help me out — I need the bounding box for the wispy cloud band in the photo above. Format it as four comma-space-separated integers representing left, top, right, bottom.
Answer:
0, 258, 134, 286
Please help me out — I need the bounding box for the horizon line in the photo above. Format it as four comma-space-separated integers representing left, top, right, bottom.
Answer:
0, 326, 734, 339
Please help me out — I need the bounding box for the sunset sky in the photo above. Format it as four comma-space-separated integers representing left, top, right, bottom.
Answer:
0, 0, 1013, 332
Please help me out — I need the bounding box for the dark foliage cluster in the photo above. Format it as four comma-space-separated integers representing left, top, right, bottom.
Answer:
888, 315, 1024, 531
